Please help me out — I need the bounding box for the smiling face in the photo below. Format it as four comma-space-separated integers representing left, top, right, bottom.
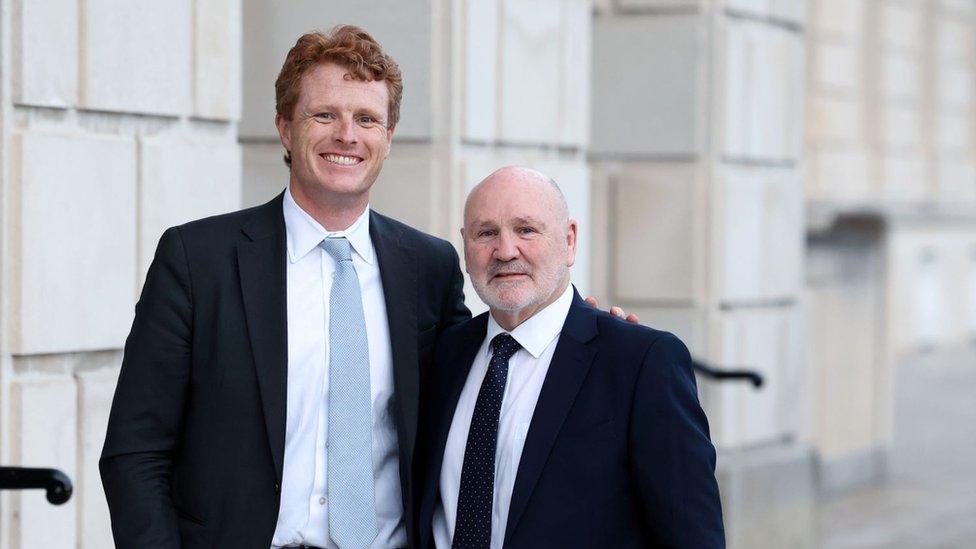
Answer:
462, 167, 577, 328
275, 62, 393, 214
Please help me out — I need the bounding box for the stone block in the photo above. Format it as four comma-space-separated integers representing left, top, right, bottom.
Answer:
139, 136, 242, 281
461, 0, 500, 141
715, 166, 802, 303
935, 17, 975, 62
769, 0, 808, 24
614, 0, 699, 8
812, 42, 860, 93
940, 233, 976, 343
939, 0, 976, 15
703, 307, 799, 448
879, 2, 923, 52
370, 144, 438, 236
13, 132, 137, 354
591, 14, 700, 156
812, 0, 864, 39
242, 142, 288, 208
82, 0, 192, 115
938, 65, 975, 111
885, 229, 931, 354
195, 0, 242, 120
11, 377, 77, 548
721, 20, 803, 160
725, 0, 770, 18
557, 0, 591, 147
937, 160, 976, 204
612, 164, 700, 302
879, 55, 921, 102
77, 368, 120, 549
879, 105, 923, 150
807, 148, 872, 202
809, 96, 863, 145
497, 0, 561, 145
807, 231, 887, 457
13, 0, 77, 107
718, 443, 816, 549
627, 306, 709, 357
879, 154, 928, 203
935, 113, 975, 152
240, 0, 433, 140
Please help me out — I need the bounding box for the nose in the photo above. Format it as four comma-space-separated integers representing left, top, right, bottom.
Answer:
493, 230, 520, 262
333, 117, 358, 145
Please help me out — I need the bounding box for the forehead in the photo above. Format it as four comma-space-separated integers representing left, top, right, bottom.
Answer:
297, 62, 388, 108
466, 180, 559, 224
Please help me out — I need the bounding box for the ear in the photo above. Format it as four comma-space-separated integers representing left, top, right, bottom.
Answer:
384, 125, 395, 158
275, 114, 292, 152
565, 219, 578, 268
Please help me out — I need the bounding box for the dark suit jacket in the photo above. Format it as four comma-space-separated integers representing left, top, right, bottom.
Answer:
417, 290, 724, 548
100, 193, 470, 548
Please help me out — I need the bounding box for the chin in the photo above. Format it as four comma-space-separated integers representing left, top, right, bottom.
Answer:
484, 290, 537, 313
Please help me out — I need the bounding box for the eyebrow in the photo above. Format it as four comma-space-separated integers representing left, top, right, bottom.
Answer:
512, 216, 546, 228
304, 103, 385, 119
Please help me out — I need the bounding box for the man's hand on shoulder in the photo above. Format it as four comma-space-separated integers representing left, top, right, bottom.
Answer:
585, 296, 640, 324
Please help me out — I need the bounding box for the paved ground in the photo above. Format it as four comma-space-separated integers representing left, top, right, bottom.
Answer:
815, 345, 976, 549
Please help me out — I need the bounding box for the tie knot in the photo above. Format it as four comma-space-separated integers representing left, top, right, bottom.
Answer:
319, 237, 352, 262
491, 333, 520, 362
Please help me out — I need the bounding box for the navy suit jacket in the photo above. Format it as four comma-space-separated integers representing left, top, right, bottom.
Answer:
100, 193, 470, 548
417, 290, 725, 548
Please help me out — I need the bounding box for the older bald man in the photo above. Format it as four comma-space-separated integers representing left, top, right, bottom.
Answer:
416, 167, 725, 549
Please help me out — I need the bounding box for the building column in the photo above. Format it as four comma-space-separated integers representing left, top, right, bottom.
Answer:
589, 2, 811, 547
0, 1, 243, 546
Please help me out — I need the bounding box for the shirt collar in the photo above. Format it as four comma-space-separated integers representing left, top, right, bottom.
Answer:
484, 283, 575, 359
283, 185, 374, 265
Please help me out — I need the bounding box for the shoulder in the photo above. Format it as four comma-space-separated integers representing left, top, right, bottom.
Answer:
588, 306, 691, 365
157, 195, 284, 261
178, 199, 278, 241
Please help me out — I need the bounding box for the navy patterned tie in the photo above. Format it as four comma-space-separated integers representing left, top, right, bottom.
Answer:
453, 333, 521, 549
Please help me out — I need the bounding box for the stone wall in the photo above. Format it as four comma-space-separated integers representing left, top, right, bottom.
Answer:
804, 0, 976, 492
0, 1, 243, 546
1, 0, 972, 547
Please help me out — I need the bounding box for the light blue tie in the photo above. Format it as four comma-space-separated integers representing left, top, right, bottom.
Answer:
320, 237, 377, 549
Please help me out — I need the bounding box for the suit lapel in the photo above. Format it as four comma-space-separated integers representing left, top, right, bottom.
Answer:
369, 213, 421, 492
504, 292, 598, 545
237, 193, 289, 482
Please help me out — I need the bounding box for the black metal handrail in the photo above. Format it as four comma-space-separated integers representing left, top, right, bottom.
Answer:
692, 360, 764, 389
0, 467, 73, 505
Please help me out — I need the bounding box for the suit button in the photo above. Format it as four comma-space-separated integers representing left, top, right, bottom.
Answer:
274, 483, 280, 494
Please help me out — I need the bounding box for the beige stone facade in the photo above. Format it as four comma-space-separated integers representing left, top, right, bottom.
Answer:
0, 0, 973, 547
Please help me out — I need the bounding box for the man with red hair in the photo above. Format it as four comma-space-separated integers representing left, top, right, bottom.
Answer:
101, 26, 469, 548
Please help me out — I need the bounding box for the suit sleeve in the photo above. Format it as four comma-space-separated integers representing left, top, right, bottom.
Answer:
629, 333, 726, 548
438, 243, 471, 332
99, 226, 193, 549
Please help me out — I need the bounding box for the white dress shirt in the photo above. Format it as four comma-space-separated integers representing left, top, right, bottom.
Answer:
271, 186, 405, 548
432, 284, 574, 549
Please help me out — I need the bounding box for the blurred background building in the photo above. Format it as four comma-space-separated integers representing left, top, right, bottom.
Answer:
0, 0, 973, 547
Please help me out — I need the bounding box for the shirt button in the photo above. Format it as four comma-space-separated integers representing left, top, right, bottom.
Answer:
319, 496, 326, 505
